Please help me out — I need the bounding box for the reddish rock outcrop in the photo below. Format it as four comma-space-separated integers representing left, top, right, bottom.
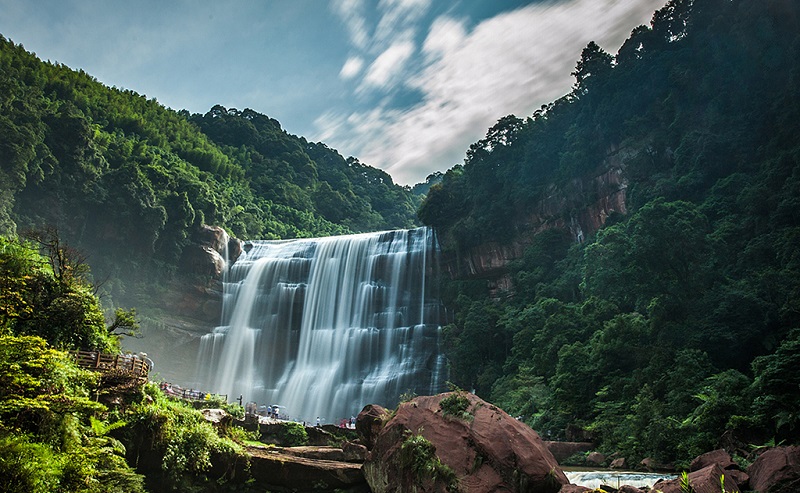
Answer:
690, 449, 737, 472
688, 449, 748, 488
652, 464, 740, 493
362, 392, 568, 493
180, 224, 242, 279
356, 404, 390, 450
618, 486, 646, 493
747, 446, 800, 493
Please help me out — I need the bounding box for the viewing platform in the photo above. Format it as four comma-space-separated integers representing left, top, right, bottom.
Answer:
69, 350, 151, 379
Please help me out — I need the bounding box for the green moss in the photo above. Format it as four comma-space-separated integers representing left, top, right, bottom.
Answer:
399, 430, 458, 491
440, 392, 473, 422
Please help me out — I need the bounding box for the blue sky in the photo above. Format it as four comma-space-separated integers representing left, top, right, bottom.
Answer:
0, 0, 665, 185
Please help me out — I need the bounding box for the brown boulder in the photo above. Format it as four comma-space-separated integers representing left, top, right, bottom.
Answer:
747, 446, 800, 493
342, 441, 368, 462
356, 404, 390, 450
201, 408, 232, 427
586, 452, 605, 466
690, 449, 738, 472
305, 424, 338, 446
610, 457, 626, 469
247, 446, 367, 492
652, 464, 740, 493
725, 469, 749, 489
363, 392, 568, 493
641, 457, 674, 471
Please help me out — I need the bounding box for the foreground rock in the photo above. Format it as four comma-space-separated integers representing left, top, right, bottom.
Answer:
747, 446, 800, 493
247, 445, 368, 493
652, 464, 740, 493
689, 449, 748, 488
362, 392, 568, 493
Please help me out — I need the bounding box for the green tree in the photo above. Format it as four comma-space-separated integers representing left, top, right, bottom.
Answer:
571, 41, 614, 95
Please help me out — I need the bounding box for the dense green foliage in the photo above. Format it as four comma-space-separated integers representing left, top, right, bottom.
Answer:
0, 236, 252, 492
190, 106, 417, 233
422, 0, 800, 465
0, 35, 417, 304
120, 383, 249, 493
0, 335, 145, 493
0, 234, 119, 352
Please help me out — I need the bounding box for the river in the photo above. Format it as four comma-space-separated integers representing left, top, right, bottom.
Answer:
564, 468, 677, 489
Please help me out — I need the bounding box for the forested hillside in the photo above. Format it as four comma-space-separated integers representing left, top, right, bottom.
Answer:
0, 35, 417, 302
421, 0, 800, 465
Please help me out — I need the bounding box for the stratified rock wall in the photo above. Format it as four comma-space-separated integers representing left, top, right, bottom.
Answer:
442, 153, 629, 289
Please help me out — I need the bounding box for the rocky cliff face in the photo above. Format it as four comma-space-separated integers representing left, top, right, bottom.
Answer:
442, 154, 629, 292
122, 224, 241, 385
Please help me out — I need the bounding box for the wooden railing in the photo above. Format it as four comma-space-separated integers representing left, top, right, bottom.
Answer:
70, 351, 151, 378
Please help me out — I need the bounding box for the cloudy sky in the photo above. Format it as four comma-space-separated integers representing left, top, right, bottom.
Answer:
0, 0, 665, 185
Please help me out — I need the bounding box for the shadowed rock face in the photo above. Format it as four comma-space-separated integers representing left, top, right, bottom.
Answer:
747, 446, 800, 493
247, 445, 368, 493
362, 392, 569, 493
356, 404, 390, 450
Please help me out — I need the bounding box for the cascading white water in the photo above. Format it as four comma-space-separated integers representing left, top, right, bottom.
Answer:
197, 228, 446, 423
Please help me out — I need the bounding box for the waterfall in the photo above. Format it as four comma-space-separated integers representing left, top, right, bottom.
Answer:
197, 228, 446, 423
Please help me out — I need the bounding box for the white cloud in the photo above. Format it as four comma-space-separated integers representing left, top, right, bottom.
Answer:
332, 0, 370, 50
374, 0, 431, 46
316, 0, 665, 185
422, 16, 467, 62
360, 39, 416, 90
340, 56, 365, 79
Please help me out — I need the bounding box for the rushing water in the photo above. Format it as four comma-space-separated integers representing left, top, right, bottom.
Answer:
196, 228, 446, 423
564, 469, 676, 489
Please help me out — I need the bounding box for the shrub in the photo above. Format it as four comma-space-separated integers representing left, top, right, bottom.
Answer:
400, 430, 458, 490
440, 392, 473, 421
